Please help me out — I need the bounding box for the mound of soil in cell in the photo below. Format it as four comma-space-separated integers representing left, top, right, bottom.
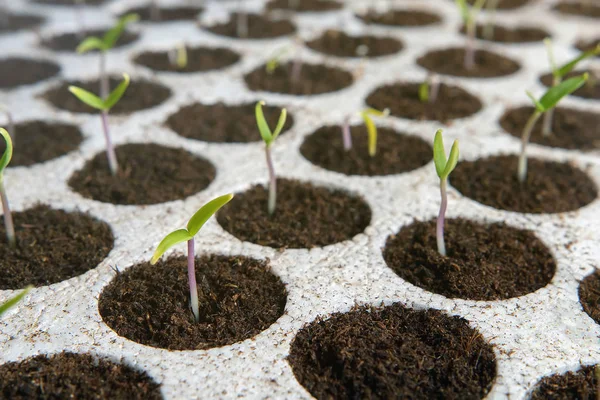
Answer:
133, 46, 240, 73
205, 13, 296, 39
451, 155, 597, 213
32, 0, 106, 5
0, 352, 162, 400
217, 179, 371, 248
166, 102, 294, 143
463, 0, 529, 9
41, 29, 139, 52
579, 269, 600, 325
356, 9, 441, 27
541, 69, 600, 100
244, 62, 353, 95
553, 1, 600, 18
0, 205, 113, 289
0, 58, 60, 89
366, 82, 482, 122
383, 218, 555, 300
68, 143, 215, 205
0, 13, 44, 33
300, 125, 431, 176
530, 365, 600, 399
288, 303, 496, 399
266, 0, 342, 12
460, 24, 548, 43
306, 30, 403, 58
417, 48, 520, 78
99, 254, 287, 350
119, 6, 204, 22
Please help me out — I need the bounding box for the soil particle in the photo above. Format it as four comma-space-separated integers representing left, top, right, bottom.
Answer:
459, 24, 548, 43
0, 205, 114, 290
356, 9, 441, 27
579, 269, 600, 325
306, 29, 403, 58
205, 13, 296, 39
451, 155, 597, 213
540, 69, 600, 101
0, 14, 44, 34
288, 303, 496, 399
417, 48, 520, 78
299, 125, 431, 176
118, 6, 204, 22
217, 179, 371, 248
41, 29, 138, 52
68, 143, 215, 205
98, 254, 287, 350
166, 102, 294, 143
383, 218, 555, 300
530, 365, 600, 399
0, 58, 60, 89
133, 46, 240, 73
553, 1, 600, 18
266, 0, 342, 12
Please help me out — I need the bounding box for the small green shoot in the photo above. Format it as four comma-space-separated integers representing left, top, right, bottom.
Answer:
169, 43, 188, 69
0, 128, 14, 247
419, 81, 429, 103
455, 0, 487, 70
151, 194, 234, 322
418, 73, 440, 103
0, 286, 32, 318
360, 107, 389, 157
266, 48, 289, 74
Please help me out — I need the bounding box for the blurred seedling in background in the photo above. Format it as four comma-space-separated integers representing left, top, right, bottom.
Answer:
341, 107, 389, 155
237, 0, 248, 38
542, 39, 600, 136
0, 286, 32, 318
418, 73, 440, 103
0, 128, 14, 247
168, 43, 188, 70
149, 0, 161, 21
265, 37, 304, 86
256, 101, 287, 216
433, 129, 459, 257
69, 73, 131, 176
151, 194, 234, 322
77, 13, 139, 99
482, 0, 498, 40
518, 73, 587, 183
455, 0, 486, 70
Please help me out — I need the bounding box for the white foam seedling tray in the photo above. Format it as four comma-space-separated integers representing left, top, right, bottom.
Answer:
1, 0, 600, 398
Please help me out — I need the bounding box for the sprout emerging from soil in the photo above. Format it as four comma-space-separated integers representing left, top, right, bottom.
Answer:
541, 39, 600, 137
265, 38, 304, 85
0, 128, 14, 247
433, 129, 459, 257
256, 101, 287, 216
168, 43, 188, 69
418, 73, 440, 103
0, 105, 14, 145
340, 107, 389, 155
77, 13, 139, 99
151, 194, 234, 322
0, 286, 32, 318
455, 0, 486, 70
69, 73, 131, 176
518, 73, 588, 183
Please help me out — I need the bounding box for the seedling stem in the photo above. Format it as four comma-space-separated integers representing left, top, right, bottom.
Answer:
456, 0, 487, 70
0, 128, 14, 247
482, 0, 498, 40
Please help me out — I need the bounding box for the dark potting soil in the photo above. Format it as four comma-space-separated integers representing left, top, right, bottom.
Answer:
306, 30, 403, 58
266, 0, 343, 12
366, 82, 482, 122
41, 29, 139, 52
299, 126, 432, 176
0, 120, 83, 166
0, 352, 162, 400
356, 9, 441, 27
500, 106, 600, 151
0, 58, 60, 89
459, 24, 548, 44
133, 46, 240, 73
0, 205, 113, 290
43, 76, 171, 114
579, 269, 600, 325
288, 303, 496, 399
383, 219, 555, 301
575, 37, 600, 56
244, 62, 353, 95
553, 1, 600, 18
530, 365, 600, 400
98, 254, 287, 350
205, 13, 296, 39
217, 179, 371, 248
118, 6, 204, 22
417, 48, 520, 78
463, 0, 530, 9
166, 102, 294, 143
68, 143, 215, 205
451, 155, 597, 213
0, 14, 44, 34
32, 0, 106, 5
540, 69, 600, 101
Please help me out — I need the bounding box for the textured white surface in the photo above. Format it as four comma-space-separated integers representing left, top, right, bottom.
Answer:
1, 0, 600, 399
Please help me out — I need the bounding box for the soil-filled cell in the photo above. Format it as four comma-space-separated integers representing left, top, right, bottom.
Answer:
553, 1, 600, 18
133, 46, 240, 73
459, 24, 548, 43
460, 0, 529, 9
575, 37, 600, 56
205, 13, 296, 39
306, 30, 402, 58
540, 70, 600, 101
0, 14, 44, 34
356, 9, 441, 27
417, 48, 520, 78
41, 29, 138, 52
0, 58, 60, 89
530, 365, 600, 399
579, 269, 600, 325
266, 0, 342, 12
32, 0, 106, 5
118, 6, 204, 22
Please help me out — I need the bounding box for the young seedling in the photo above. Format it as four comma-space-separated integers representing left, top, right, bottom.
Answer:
0, 286, 32, 318
69, 73, 130, 176
340, 107, 389, 155
0, 105, 14, 145
265, 39, 303, 85
256, 101, 287, 216
150, 194, 233, 322
518, 73, 588, 183
77, 13, 139, 99
541, 39, 600, 136
236, 0, 248, 38
455, 0, 487, 70
168, 43, 188, 70
0, 128, 14, 247
482, 0, 498, 40
418, 73, 440, 103
433, 129, 459, 257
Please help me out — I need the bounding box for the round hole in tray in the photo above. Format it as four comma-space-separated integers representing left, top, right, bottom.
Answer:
288, 303, 496, 399
417, 47, 520, 78
0, 13, 44, 34
99, 254, 287, 351
205, 13, 296, 39
356, 9, 441, 27
118, 6, 204, 22
453, 0, 530, 9
133, 46, 240, 73
553, 1, 600, 18
540, 69, 600, 101
529, 364, 600, 399
41, 29, 139, 52
306, 30, 403, 58
458, 24, 548, 44
32, 0, 107, 5
579, 269, 600, 325
266, 0, 343, 12
0, 58, 60, 89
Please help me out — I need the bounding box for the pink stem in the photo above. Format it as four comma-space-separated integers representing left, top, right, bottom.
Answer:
436, 179, 447, 256
429, 74, 440, 103
291, 57, 302, 86
0, 180, 15, 247
100, 111, 119, 176
187, 239, 199, 322
100, 52, 108, 100
342, 117, 352, 151
265, 146, 276, 215
465, 22, 476, 70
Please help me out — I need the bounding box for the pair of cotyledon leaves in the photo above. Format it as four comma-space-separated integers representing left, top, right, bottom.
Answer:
68, 73, 131, 111
528, 73, 588, 113
433, 130, 459, 180
76, 13, 139, 54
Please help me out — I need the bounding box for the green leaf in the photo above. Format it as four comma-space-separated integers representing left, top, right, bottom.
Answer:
0, 286, 32, 318
103, 73, 130, 110
255, 101, 273, 145
186, 193, 234, 236
69, 86, 106, 110
557, 45, 600, 78
455, 0, 470, 22
176, 44, 187, 69
442, 140, 459, 178
361, 112, 377, 157
271, 108, 287, 141
526, 91, 543, 112
538, 73, 588, 111
0, 128, 13, 173
102, 13, 139, 49
76, 36, 106, 53
151, 229, 193, 264
418, 81, 429, 102
433, 129, 447, 178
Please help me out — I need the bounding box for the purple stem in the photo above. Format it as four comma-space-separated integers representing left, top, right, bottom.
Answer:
236, 8, 248, 38
99, 52, 108, 100
291, 53, 302, 86
436, 178, 447, 256
341, 116, 352, 151
187, 239, 200, 322
100, 111, 119, 176
465, 21, 476, 70
429, 74, 440, 103
265, 146, 276, 215
0, 180, 15, 247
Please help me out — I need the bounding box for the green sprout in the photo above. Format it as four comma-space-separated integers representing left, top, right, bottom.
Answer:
151, 194, 234, 322
266, 47, 289, 74
69, 73, 130, 176
455, 0, 486, 70
418, 73, 440, 103
541, 39, 600, 137
256, 101, 287, 216
0, 105, 14, 145
168, 43, 188, 69
77, 13, 139, 99
361, 108, 389, 157
433, 129, 459, 257
518, 73, 588, 183
0, 286, 32, 318
0, 128, 14, 247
